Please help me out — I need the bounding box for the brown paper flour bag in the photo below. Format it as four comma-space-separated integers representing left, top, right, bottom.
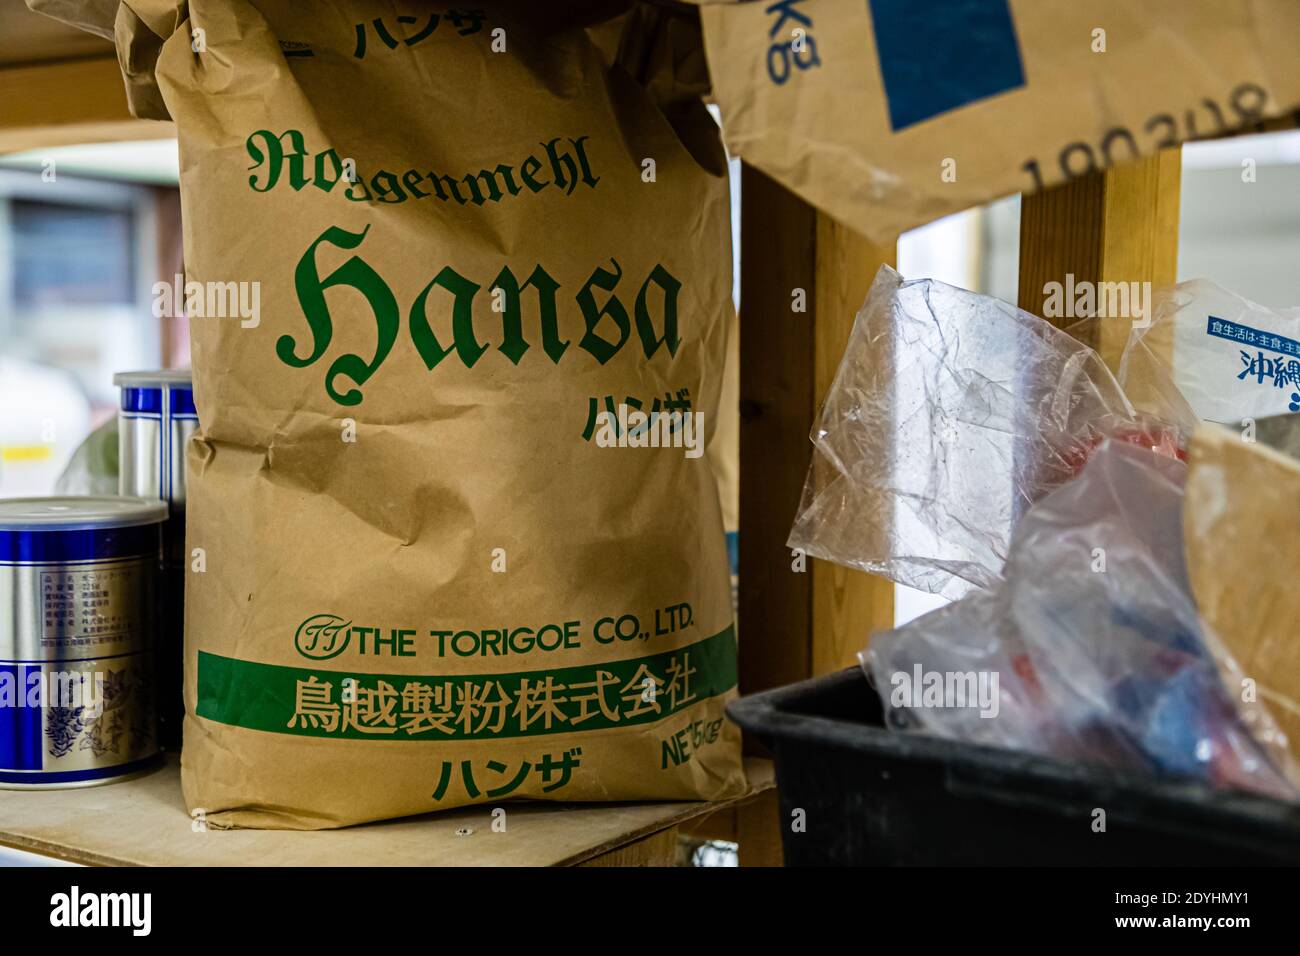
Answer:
700, 0, 1300, 243
32, 0, 746, 828
1184, 425, 1300, 763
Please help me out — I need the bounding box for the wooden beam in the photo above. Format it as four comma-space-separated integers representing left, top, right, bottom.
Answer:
0, 57, 129, 130
0, 4, 114, 69
738, 163, 895, 699
0, 56, 170, 154
1018, 149, 1182, 367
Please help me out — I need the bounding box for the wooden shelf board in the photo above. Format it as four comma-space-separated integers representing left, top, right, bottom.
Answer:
0, 755, 773, 867
0, 5, 112, 69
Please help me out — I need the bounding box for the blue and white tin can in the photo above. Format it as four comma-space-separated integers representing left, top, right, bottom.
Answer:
115, 369, 197, 519
0, 497, 166, 788
114, 370, 194, 751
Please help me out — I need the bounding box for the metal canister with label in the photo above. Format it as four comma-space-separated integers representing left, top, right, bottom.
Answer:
115, 370, 196, 527
115, 369, 195, 750
0, 497, 165, 788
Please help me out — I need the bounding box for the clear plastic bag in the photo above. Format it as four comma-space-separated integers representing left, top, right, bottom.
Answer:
788, 265, 1189, 600
864, 439, 1298, 798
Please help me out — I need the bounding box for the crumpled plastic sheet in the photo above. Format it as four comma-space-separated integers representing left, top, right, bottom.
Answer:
863, 440, 1298, 799
788, 265, 1190, 600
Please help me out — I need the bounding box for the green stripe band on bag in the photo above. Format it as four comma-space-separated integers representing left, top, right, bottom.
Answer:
197, 626, 737, 741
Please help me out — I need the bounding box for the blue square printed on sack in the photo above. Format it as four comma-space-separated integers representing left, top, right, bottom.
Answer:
869, 0, 1026, 131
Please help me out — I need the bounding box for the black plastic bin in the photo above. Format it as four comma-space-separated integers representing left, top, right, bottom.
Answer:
728, 667, 1300, 865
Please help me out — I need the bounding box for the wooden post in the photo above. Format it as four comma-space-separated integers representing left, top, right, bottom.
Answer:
154, 186, 185, 364
1017, 149, 1182, 366
730, 169, 896, 866
809, 214, 898, 676
738, 163, 896, 696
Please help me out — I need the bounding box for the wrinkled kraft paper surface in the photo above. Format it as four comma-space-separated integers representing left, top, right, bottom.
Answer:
34, 0, 745, 828
1185, 426, 1300, 764
701, 0, 1300, 243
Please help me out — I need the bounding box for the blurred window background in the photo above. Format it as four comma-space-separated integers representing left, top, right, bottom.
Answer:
0, 140, 182, 496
